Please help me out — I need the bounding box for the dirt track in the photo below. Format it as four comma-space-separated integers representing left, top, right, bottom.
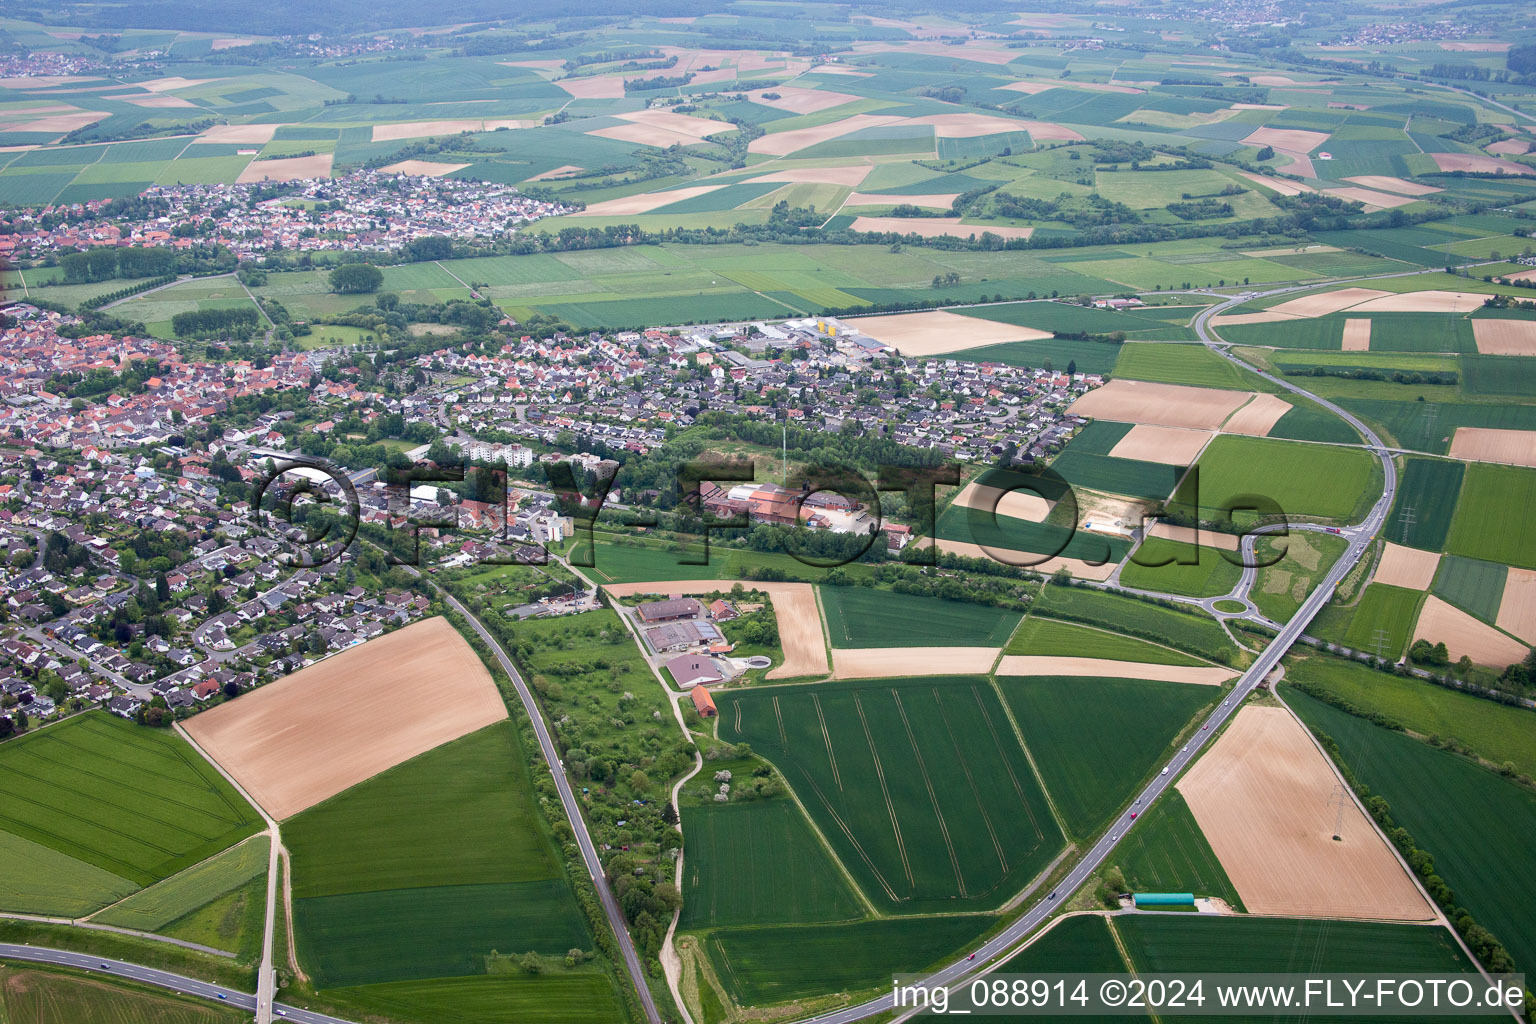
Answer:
601, 580, 828, 679
183, 616, 507, 820
1179, 706, 1434, 921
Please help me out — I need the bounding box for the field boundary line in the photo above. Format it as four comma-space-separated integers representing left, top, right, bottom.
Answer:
82, 832, 268, 923
985, 679, 1070, 841
811, 693, 842, 791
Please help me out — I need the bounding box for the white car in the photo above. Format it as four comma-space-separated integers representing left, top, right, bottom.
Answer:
1161, 767, 1169, 776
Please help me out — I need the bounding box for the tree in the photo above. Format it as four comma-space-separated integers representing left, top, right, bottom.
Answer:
223, 679, 242, 699
155, 571, 170, 604
328, 263, 383, 294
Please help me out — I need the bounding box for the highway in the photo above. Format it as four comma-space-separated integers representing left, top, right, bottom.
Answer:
792, 287, 1400, 1024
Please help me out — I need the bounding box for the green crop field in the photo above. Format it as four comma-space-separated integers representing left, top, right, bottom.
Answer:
935, 503, 1131, 567
997, 675, 1215, 838
1112, 343, 1268, 391
961, 915, 1141, 1024
287, 721, 591, 992
0, 964, 251, 1024
1268, 404, 1362, 445
95, 835, 269, 935
1287, 657, 1536, 777
157, 873, 267, 963
718, 677, 1063, 912
1384, 458, 1465, 551
1432, 554, 1507, 623
1445, 463, 1536, 571
1004, 616, 1207, 666
578, 533, 881, 585
1173, 436, 1379, 523
819, 586, 1021, 648
0, 828, 138, 918
0, 713, 262, 892
320, 972, 627, 1024
1033, 586, 1239, 665
1340, 400, 1536, 457
1118, 538, 1243, 599
1287, 690, 1536, 974
1336, 583, 1423, 660
1113, 789, 1241, 908
1050, 450, 1184, 502
705, 915, 994, 1007
679, 798, 864, 929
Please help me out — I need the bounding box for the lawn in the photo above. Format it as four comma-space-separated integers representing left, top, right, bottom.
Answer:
1432, 554, 1507, 623
95, 835, 269, 934
1112, 788, 1242, 908
286, 721, 591, 990
678, 798, 864, 929
1005, 616, 1207, 666
1445, 463, 1536, 571
997, 675, 1215, 838
1173, 435, 1379, 524
1286, 656, 1536, 778
0, 964, 251, 1024
1286, 689, 1536, 974
1118, 538, 1243, 599
818, 586, 1021, 648
718, 677, 1063, 913
1384, 457, 1465, 551
704, 915, 994, 1006
1033, 585, 1239, 665
0, 713, 262, 891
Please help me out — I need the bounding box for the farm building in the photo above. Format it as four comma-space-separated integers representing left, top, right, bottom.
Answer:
668, 654, 728, 689
645, 619, 724, 653
690, 685, 718, 718
1133, 892, 1195, 908
636, 597, 704, 623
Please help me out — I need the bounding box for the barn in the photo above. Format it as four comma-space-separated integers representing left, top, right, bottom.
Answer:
690, 685, 718, 718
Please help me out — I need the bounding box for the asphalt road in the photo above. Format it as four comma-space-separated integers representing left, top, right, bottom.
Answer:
793, 287, 1400, 1024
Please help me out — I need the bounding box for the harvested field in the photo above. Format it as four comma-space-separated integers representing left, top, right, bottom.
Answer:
1343, 175, 1441, 196
1324, 187, 1418, 210
993, 656, 1232, 684
553, 76, 625, 99
1472, 318, 1536, 356
525, 164, 584, 181
844, 191, 957, 208
377, 160, 470, 177
183, 617, 508, 820
121, 93, 197, 108
1374, 541, 1440, 590
933, 539, 1119, 579
0, 111, 106, 134
1448, 427, 1536, 469
744, 164, 873, 187
1068, 379, 1254, 431
1496, 568, 1536, 644
1211, 310, 1299, 326
750, 114, 904, 156
237, 153, 333, 183
1487, 139, 1533, 156
1179, 706, 1433, 920
1012, 119, 1084, 142
1268, 287, 1390, 318
830, 645, 999, 678
1349, 291, 1488, 314
1242, 127, 1329, 153
0, 75, 100, 88
848, 309, 1050, 355
601, 580, 827, 679
1504, 268, 1536, 284
1441, 41, 1509, 50
1000, 80, 1057, 95
1146, 522, 1240, 551
746, 87, 860, 114
907, 112, 1038, 137
951, 480, 1054, 522
1431, 152, 1533, 175
573, 185, 723, 216
1220, 393, 1292, 437
1341, 318, 1372, 352
372, 119, 528, 142
200, 123, 278, 145
1413, 595, 1528, 667
849, 216, 1033, 239
1237, 171, 1311, 196
618, 108, 733, 140
139, 76, 213, 92
1107, 424, 1213, 465
1234, 102, 1289, 110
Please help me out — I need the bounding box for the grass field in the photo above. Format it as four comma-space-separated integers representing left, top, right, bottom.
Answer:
0, 713, 262, 893
0, 963, 251, 1024
0, 828, 137, 918
1112, 343, 1269, 391
679, 798, 864, 929
1384, 457, 1465, 551
718, 677, 1063, 912
1113, 789, 1242, 908
704, 915, 994, 1006
580, 533, 879, 585
1250, 530, 1350, 624
1340, 399, 1536, 456
1049, 450, 1184, 502
1432, 554, 1507, 623
1286, 689, 1536, 974
1286, 657, 1536, 779
1004, 617, 1207, 666
819, 586, 1020, 648
1268, 403, 1362, 444
997, 675, 1215, 838
287, 721, 590, 990
1173, 435, 1379, 523
157, 873, 267, 963
94, 835, 269, 935
1445, 463, 1536, 571
935, 503, 1131, 567
1033, 585, 1239, 665
319, 972, 627, 1024
1338, 583, 1424, 659
1118, 538, 1243, 599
